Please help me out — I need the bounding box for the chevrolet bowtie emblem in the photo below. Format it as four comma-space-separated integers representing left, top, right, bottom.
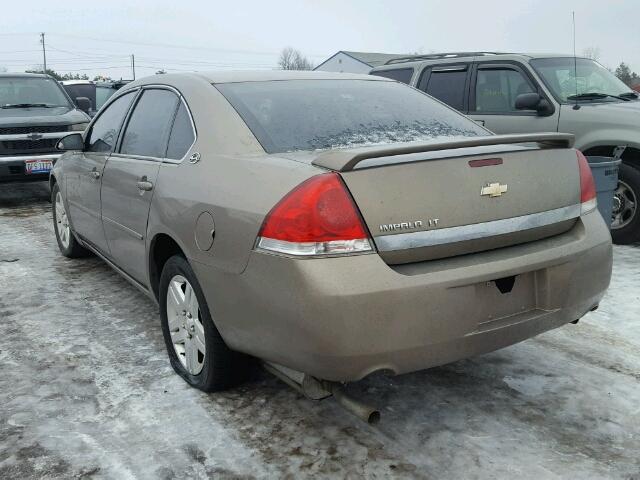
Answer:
481, 182, 508, 197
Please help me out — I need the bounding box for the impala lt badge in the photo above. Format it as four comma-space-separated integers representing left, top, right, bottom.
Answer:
481, 182, 508, 197
379, 219, 439, 232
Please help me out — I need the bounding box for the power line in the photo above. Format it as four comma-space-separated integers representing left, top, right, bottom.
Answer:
47, 32, 329, 58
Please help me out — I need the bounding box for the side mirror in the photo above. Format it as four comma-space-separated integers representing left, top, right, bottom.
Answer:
57, 133, 84, 151
515, 92, 542, 110
515, 92, 553, 116
75, 96, 91, 113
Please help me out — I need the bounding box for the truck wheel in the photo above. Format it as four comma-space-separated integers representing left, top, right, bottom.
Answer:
159, 255, 248, 392
611, 163, 640, 244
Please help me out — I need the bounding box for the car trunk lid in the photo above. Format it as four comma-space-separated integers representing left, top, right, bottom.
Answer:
311, 134, 581, 264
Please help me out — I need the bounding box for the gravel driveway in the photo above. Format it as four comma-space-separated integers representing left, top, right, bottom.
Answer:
1, 182, 638, 479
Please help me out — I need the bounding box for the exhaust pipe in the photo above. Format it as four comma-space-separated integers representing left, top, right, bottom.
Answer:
263, 362, 381, 424
330, 384, 380, 424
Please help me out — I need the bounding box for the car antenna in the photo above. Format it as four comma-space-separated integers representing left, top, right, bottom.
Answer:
572, 11, 580, 110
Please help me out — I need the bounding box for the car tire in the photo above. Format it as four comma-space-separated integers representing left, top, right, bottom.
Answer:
159, 255, 247, 392
52, 183, 91, 258
611, 163, 640, 245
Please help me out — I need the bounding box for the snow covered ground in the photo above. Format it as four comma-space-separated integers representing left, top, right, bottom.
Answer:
0, 182, 638, 479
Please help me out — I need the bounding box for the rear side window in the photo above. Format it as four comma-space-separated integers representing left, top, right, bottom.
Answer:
120, 89, 179, 158
422, 67, 468, 111
86, 91, 135, 153
63, 84, 96, 110
370, 68, 414, 84
474, 68, 535, 112
166, 102, 195, 160
216, 79, 487, 154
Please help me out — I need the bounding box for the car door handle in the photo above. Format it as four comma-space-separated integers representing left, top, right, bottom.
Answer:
474, 119, 486, 126
136, 180, 154, 191
90, 169, 101, 179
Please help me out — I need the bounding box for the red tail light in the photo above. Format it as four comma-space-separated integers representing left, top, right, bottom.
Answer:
577, 150, 597, 214
257, 173, 372, 256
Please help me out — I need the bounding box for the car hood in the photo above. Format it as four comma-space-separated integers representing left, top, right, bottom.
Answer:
0, 106, 90, 127
571, 99, 640, 123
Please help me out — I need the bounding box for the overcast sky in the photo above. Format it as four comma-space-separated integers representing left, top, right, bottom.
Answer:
1, 0, 638, 80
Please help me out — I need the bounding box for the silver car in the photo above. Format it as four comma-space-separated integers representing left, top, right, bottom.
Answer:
50, 72, 611, 414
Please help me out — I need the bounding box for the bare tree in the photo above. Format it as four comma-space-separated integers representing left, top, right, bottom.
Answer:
278, 47, 314, 70
582, 47, 601, 61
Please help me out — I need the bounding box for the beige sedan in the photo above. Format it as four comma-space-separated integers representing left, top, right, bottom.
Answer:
50, 71, 611, 406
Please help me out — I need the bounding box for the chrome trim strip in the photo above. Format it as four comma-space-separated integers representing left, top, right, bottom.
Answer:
102, 215, 144, 241
0, 132, 68, 141
375, 204, 581, 251
0, 153, 60, 163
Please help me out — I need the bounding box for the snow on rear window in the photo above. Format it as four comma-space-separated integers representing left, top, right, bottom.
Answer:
216, 79, 488, 154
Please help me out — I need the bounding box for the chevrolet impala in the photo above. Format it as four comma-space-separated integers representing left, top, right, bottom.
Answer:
50, 71, 612, 409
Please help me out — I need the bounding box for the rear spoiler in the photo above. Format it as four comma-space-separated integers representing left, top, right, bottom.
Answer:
312, 133, 575, 172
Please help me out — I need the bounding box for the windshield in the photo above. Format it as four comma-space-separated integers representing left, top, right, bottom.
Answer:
216, 79, 488, 153
530, 57, 634, 102
0, 76, 72, 108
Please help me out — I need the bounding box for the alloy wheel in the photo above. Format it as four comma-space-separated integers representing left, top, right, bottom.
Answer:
611, 180, 637, 230
166, 275, 206, 375
55, 191, 71, 249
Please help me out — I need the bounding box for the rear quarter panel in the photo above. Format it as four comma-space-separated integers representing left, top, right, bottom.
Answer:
146, 78, 322, 276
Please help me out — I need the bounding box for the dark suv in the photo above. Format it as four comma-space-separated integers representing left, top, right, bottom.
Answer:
0, 73, 90, 182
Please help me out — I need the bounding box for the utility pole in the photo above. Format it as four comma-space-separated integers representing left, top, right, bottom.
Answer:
40, 32, 47, 74
131, 54, 136, 80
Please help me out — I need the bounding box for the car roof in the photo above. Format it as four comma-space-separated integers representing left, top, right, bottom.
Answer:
371, 52, 589, 70
0, 72, 52, 79
61, 80, 95, 85
127, 70, 392, 87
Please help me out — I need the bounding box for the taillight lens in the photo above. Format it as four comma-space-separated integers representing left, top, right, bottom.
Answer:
257, 173, 373, 256
577, 150, 597, 215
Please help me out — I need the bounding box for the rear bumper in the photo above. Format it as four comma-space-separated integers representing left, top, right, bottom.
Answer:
0, 153, 59, 182
193, 210, 612, 382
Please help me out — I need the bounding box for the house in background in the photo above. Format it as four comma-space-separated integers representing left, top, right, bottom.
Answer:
314, 51, 408, 74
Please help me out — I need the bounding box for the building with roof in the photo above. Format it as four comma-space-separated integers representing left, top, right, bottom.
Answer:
313, 51, 408, 74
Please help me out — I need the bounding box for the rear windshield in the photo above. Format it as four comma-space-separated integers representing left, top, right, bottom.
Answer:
216, 79, 488, 153
0, 76, 72, 108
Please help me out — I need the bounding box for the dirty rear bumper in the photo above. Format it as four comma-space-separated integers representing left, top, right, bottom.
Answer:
194, 210, 612, 382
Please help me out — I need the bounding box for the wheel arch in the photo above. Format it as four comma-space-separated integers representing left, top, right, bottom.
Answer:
148, 233, 188, 301
581, 144, 640, 168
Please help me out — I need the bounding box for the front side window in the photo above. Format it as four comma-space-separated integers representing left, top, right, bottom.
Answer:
422, 67, 468, 111
216, 79, 487, 154
371, 68, 414, 85
120, 89, 179, 158
474, 68, 535, 112
166, 102, 195, 160
0, 76, 72, 108
86, 91, 136, 153
530, 57, 635, 102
